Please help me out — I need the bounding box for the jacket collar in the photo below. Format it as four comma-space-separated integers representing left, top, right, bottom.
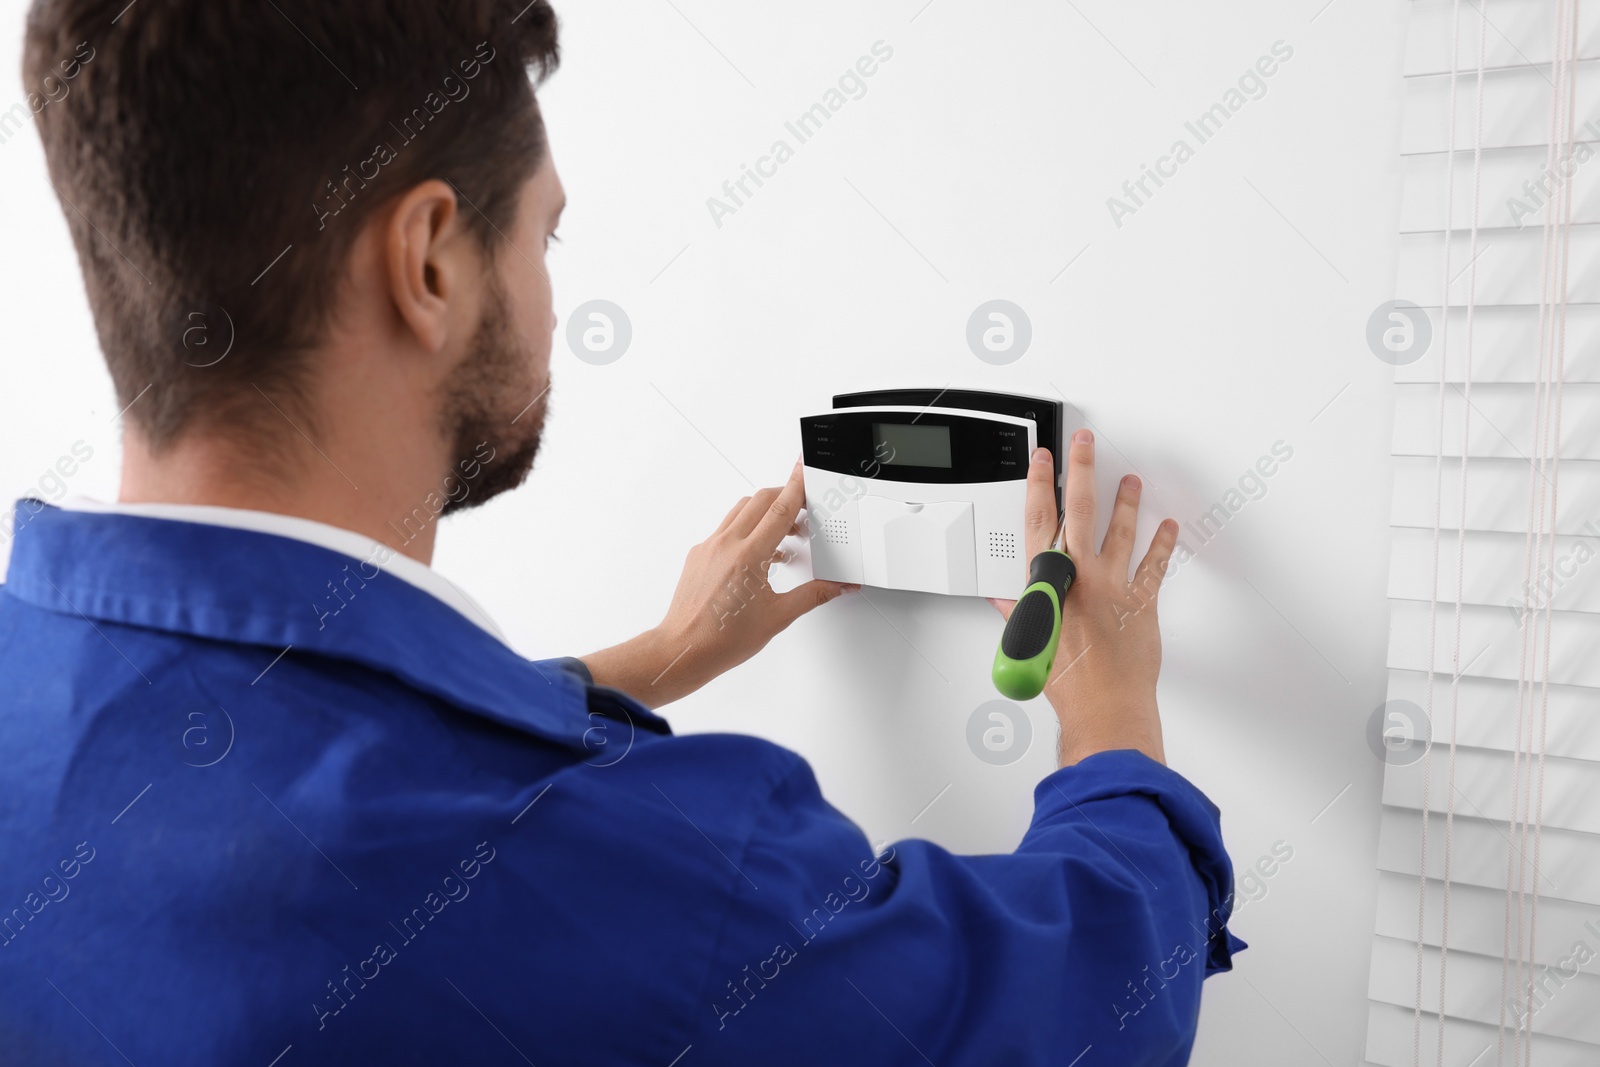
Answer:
54, 492, 509, 645
3, 501, 666, 750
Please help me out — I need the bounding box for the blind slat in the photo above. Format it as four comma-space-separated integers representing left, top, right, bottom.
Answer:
1381, 745, 1600, 836
1377, 807, 1600, 909
1387, 527, 1600, 612
1393, 305, 1600, 385
1391, 383, 1600, 460
1387, 600, 1600, 688
1367, 999, 1600, 1067
1373, 870, 1600, 976
1390, 457, 1600, 535
1398, 227, 1600, 305
1386, 669, 1600, 762
1369, 936, 1600, 1043
1401, 147, 1600, 231
1403, 63, 1600, 154
1405, 0, 1600, 75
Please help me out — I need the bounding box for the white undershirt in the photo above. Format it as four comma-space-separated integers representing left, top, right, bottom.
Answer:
55, 495, 509, 645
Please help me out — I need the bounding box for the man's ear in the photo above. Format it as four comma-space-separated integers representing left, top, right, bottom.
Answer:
384, 179, 472, 355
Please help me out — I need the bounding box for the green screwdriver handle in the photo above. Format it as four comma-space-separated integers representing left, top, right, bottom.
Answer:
991, 549, 1076, 701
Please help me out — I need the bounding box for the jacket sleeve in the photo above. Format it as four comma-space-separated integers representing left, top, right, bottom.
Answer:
687, 748, 1246, 1066
528, 655, 594, 685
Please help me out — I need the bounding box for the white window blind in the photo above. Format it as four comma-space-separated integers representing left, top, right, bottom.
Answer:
1368, 2, 1600, 1066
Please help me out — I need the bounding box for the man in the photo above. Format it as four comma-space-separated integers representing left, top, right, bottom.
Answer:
0, 2, 1243, 1063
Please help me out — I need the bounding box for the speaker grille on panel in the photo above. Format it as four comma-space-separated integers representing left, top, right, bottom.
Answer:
821, 519, 850, 545
986, 531, 1017, 559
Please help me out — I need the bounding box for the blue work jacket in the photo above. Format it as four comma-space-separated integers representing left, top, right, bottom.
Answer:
0, 502, 1243, 1065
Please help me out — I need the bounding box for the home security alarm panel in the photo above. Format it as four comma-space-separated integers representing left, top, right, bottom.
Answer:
800, 389, 1078, 599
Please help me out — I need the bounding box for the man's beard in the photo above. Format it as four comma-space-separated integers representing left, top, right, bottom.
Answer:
438, 273, 548, 517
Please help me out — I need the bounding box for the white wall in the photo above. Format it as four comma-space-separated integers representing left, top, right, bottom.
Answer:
0, 2, 1409, 1062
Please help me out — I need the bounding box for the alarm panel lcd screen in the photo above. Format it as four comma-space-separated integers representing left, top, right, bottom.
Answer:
873, 422, 953, 468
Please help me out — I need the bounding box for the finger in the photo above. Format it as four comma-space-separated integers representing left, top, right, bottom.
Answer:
1063, 428, 1096, 559
774, 579, 853, 624
748, 461, 806, 548
729, 485, 782, 539
1101, 474, 1142, 578
1023, 446, 1058, 562
987, 596, 1016, 621
714, 496, 752, 536
1131, 518, 1180, 605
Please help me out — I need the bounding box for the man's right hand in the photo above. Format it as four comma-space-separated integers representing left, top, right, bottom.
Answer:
988, 430, 1176, 767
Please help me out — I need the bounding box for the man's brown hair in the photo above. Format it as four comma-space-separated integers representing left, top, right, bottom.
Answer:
23, 0, 560, 449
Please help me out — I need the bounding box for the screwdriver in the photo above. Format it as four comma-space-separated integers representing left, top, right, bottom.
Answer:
991, 509, 1076, 701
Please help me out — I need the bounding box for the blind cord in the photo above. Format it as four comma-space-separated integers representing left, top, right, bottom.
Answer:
1497, 4, 1575, 1062
1436, 4, 1489, 1060
1521, 4, 1577, 1062
1497, 2, 1554, 1052
1416, 2, 1467, 1060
